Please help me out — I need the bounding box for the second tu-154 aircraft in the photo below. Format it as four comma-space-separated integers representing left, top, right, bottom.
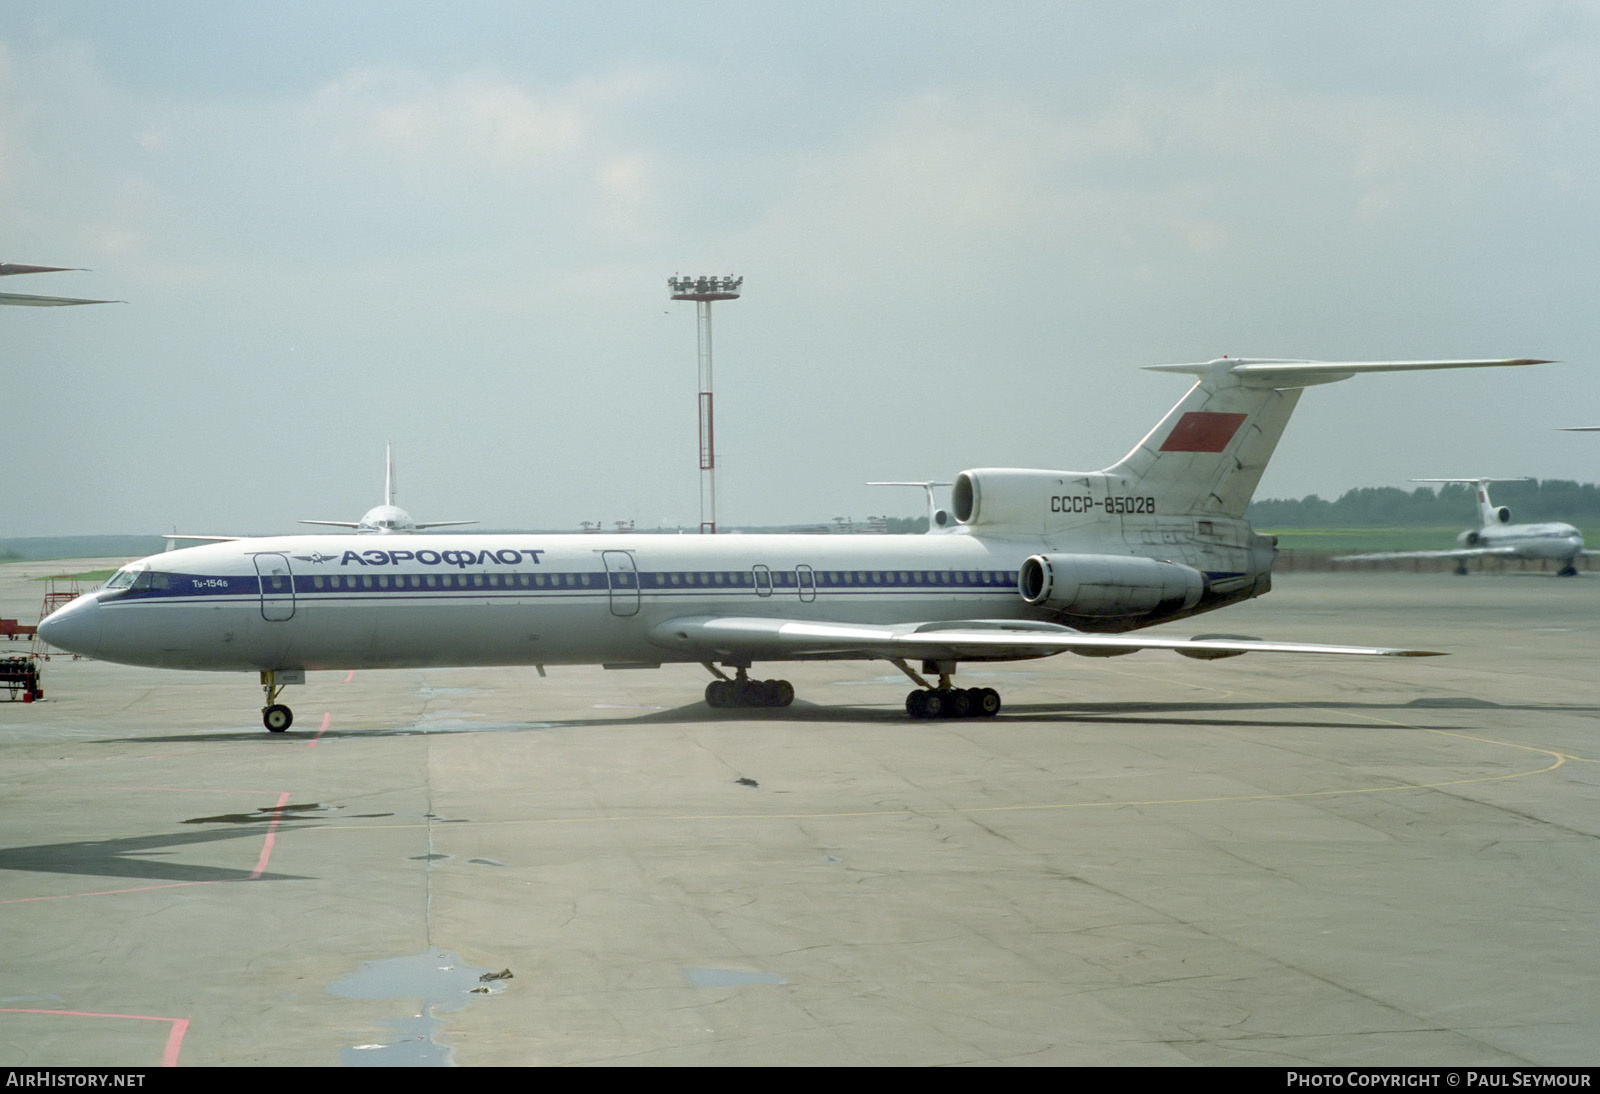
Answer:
1336, 478, 1593, 576
40, 356, 1547, 732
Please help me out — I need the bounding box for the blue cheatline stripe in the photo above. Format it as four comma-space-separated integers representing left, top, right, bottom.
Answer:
109, 568, 1028, 603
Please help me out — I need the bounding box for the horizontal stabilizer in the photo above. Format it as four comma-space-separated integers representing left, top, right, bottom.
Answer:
1144, 358, 1551, 389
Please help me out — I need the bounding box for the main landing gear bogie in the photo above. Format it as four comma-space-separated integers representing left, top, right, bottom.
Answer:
905, 686, 1001, 720
705, 677, 794, 709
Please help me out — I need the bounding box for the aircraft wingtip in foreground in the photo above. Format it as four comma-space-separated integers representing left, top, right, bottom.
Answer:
0, 261, 121, 307
39, 356, 1546, 731
1335, 476, 1594, 576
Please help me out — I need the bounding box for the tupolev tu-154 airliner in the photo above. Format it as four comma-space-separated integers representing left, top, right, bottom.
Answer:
39, 356, 1548, 732
1335, 478, 1594, 576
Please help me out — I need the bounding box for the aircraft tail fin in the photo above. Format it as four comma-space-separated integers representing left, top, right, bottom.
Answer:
1412, 477, 1528, 528
1105, 359, 1549, 519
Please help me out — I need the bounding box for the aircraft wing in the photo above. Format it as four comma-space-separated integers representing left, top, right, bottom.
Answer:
0, 291, 119, 307
648, 616, 1440, 662
414, 521, 480, 530
1334, 547, 1523, 562
298, 520, 363, 529
161, 534, 242, 543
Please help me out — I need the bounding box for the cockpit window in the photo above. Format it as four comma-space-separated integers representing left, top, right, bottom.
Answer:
103, 566, 172, 593
104, 566, 142, 590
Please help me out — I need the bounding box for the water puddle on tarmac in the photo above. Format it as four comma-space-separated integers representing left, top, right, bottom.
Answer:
327, 946, 506, 1066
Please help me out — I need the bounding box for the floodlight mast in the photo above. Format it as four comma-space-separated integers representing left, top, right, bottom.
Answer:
667, 274, 743, 534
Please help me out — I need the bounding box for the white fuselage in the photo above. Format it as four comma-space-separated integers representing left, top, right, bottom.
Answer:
1460, 521, 1585, 562
40, 525, 1264, 674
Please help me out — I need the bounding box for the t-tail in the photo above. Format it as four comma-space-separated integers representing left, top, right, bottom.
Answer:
948, 358, 1550, 537
1411, 477, 1526, 529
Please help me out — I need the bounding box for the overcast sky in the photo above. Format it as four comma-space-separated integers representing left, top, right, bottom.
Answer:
5, 1, 1598, 537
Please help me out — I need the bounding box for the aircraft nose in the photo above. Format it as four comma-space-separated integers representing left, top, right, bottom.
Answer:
38, 593, 103, 657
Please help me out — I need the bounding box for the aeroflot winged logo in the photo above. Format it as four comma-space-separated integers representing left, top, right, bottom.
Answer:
290, 548, 548, 568
1159, 411, 1248, 453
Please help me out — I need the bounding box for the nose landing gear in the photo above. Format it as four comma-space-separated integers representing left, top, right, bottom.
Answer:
260, 669, 303, 733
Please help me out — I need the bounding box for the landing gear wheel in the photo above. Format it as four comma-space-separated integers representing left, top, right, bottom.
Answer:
906, 686, 1001, 719
766, 679, 795, 707
263, 704, 293, 733
706, 672, 794, 709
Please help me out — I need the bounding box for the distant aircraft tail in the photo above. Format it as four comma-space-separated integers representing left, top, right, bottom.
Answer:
1412, 476, 1526, 528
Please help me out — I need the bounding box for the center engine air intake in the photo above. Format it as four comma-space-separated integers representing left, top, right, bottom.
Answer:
1018, 553, 1205, 619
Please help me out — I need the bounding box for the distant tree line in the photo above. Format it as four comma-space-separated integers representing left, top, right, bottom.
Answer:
1246, 480, 1600, 528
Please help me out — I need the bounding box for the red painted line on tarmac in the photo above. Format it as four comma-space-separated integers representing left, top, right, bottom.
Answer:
250, 790, 293, 879
0, 1008, 190, 1065
304, 710, 332, 746
344, 670, 355, 682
